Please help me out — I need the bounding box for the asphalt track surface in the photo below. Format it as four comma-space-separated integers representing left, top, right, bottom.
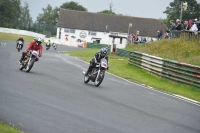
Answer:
0, 41, 200, 133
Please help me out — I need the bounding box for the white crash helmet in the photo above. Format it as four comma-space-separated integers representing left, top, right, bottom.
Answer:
36, 38, 42, 45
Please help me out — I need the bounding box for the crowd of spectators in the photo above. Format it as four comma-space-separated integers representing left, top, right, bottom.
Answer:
127, 18, 200, 44
127, 34, 154, 44
163, 18, 200, 39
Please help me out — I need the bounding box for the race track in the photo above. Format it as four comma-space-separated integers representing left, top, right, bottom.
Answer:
0, 41, 200, 133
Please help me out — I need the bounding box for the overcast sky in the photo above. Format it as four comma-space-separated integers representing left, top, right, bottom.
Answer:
21, 0, 175, 21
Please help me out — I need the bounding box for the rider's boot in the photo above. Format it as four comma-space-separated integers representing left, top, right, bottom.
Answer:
19, 53, 25, 64
85, 66, 93, 76
19, 57, 23, 64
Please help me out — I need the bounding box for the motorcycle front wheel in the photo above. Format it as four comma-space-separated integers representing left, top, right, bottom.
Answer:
94, 71, 105, 87
19, 63, 24, 70
84, 75, 90, 83
26, 59, 35, 73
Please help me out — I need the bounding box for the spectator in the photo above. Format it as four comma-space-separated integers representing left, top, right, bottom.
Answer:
157, 31, 160, 40
188, 19, 193, 27
190, 21, 198, 32
146, 37, 151, 43
130, 34, 134, 43
169, 20, 176, 38
163, 31, 169, 39
183, 21, 191, 30
176, 20, 183, 30
170, 20, 176, 30
175, 20, 183, 38
133, 35, 140, 44
194, 18, 198, 24
181, 20, 184, 29
140, 37, 147, 43
127, 34, 131, 43
194, 18, 200, 31
159, 30, 163, 39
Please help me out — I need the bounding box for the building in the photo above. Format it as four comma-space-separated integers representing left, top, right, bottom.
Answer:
57, 9, 167, 48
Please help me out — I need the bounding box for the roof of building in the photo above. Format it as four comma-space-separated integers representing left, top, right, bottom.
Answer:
58, 9, 167, 37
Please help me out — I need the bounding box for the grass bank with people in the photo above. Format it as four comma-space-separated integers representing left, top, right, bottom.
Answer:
125, 38, 200, 66
62, 40, 200, 102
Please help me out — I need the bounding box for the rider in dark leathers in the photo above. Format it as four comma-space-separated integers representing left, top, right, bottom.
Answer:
16, 36, 24, 49
85, 47, 109, 76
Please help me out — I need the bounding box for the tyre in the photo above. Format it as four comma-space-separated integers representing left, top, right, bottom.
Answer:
94, 71, 105, 87
26, 59, 34, 73
84, 75, 90, 83
19, 64, 24, 70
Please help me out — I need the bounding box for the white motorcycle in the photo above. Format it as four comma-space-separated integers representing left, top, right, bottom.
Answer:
52, 43, 57, 50
46, 43, 51, 50
83, 58, 108, 87
16, 41, 23, 52
19, 50, 38, 73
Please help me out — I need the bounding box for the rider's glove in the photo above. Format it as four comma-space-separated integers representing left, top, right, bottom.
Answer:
38, 54, 41, 57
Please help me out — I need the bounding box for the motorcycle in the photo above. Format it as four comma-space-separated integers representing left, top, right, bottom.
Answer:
16, 41, 23, 52
52, 43, 57, 50
46, 43, 51, 50
83, 58, 108, 87
19, 50, 38, 73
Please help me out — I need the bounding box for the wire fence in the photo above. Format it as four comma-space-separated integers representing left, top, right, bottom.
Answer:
170, 30, 200, 41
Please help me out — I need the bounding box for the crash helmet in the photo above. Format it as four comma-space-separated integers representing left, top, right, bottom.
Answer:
100, 47, 107, 57
36, 38, 42, 45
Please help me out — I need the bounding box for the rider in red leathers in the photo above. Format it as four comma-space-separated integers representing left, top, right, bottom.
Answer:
19, 38, 43, 64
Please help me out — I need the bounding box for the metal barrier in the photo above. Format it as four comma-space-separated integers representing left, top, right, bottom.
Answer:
87, 42, 108, 49
180, 30, 200, 41
129, 51, 200, 88
170, 30, 182, 38
116, 48, 130, 57
169, 30, 200, 41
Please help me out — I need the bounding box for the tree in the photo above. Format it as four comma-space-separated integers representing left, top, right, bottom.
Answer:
0, 0, 21, 28
98, 1, 116, 15
163, 0, 200, 24
161, 18, 170, 28
98, 10, 115, 15
36, 4, 59, 36
60, 1, 87, 11
20, 2, 32, 30
35, 1, 87, 36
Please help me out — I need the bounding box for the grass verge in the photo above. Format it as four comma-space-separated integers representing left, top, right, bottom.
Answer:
0, 32, 34, 42
62, 48, 200, 102
0, 122, 22, 133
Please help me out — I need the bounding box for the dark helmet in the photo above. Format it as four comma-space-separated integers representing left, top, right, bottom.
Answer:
36, 38, 42, 45
100, 47, 107, 57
